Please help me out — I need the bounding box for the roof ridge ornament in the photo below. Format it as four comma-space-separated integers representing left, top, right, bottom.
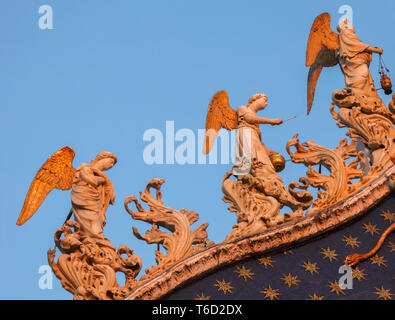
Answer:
124, 179, 212, 282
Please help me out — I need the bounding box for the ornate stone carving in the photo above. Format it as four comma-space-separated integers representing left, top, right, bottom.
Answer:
202, 91, 313, 240
389, 94, 395, 114
126, 166, 395, 300
286, 134, 369, 213
124, 179, 211, 281
306, 13, 384, 114
48, 220, 142, 300
222, 165, 313, 240
16, 147, 143, 300
330, 88, 395, 174
16, 12, 395, 301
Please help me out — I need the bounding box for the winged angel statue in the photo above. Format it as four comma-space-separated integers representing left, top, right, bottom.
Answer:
302, 13, 395, 266
17, 146, 117, 239
203, 91, 313, 239
17, 147, 143, 300
306, 13, 384, 114
306, 13, 395, 168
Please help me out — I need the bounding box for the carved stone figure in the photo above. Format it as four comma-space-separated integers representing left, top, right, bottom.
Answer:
203, 91, 313, 239
297, 13, 395, 207
306, 13, 384, 113
16, 146, 116, 236
70, 152, 117, 239
17, 147, 142, 300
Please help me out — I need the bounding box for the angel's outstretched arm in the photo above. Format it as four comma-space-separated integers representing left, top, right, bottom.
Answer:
365, 46, 383, 54
243, 112, 283, 126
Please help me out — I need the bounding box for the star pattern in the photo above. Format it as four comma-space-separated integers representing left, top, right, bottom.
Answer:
234, 265, 254, 281
373, 286, 393, 300
170, 199, 395, 301
260, 285, 280, 300
370, 254, 387, 267
306, 293, 324, 300
214, 279, 234, 295
320, 247, 338, 262
258, 256, 275, 269
328, 280, 345, 296
300, 260, 319, 275
362, 222, 380, 236
352, 267, 367, 281
194, 293, 210, 300
342, 235, 361, 248
281, 273, 300, 287
381, 210, 395, 223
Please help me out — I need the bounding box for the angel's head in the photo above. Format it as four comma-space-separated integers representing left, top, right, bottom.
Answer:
337, 18, 355, 33
91, 152, 118, 171
247, 93, 268, 111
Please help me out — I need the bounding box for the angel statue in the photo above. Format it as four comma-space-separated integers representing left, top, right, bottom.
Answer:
306, 12, 384, 113
203, 91, 313, 239
17, 147, 117, 240
306, 12, 395, 173
17, 147, 142, 300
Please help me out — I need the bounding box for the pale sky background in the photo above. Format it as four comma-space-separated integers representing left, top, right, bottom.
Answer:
0, 0, 394, 299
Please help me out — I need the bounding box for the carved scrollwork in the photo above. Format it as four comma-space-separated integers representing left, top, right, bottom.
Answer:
48, 220, 142, 300
124, 179, 212, 281
286, 134, 369, 213
331, 88, 395, 174
222, 161, 313, 240
284, 87, 395, 215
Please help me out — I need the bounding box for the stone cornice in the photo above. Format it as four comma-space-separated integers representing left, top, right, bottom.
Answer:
125, 165, 395, 300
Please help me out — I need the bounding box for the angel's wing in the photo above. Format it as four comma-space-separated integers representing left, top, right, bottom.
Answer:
16, 146, 76, 226
306, 12, 339, 114
203, 90, 237, 154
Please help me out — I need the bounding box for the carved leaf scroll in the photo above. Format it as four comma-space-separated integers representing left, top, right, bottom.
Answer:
286, 133, 369, 213
124, 178, 212, 281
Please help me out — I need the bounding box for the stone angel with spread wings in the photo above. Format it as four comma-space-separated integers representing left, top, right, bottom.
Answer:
17, 147, 117, 240
306, 12, 383, 114
203, 91, 313, 234
203, 90, 283, 175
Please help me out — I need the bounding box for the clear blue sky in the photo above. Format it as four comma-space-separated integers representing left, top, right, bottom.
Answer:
0, 0, 394, 299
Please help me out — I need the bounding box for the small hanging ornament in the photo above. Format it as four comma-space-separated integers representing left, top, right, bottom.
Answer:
270, 153, 286, 172
379, 54, 392, 95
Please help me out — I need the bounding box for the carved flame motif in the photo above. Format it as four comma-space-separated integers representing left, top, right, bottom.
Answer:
286, 134, 369, 213
124, 179, 212, 281
330, 89, 395, 175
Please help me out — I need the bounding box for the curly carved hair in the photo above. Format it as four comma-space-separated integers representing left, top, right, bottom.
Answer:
91, 152, 118, 165
247, 93, 267, 106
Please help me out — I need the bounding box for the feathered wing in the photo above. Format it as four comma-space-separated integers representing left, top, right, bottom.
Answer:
16, 146, 76, 225
203, 90, 237, 154
306, 12, 340, 114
